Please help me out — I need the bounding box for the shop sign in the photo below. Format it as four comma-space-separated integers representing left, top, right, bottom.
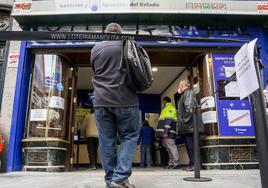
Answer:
212, 52, 255, 137
257, 2, 268, 12
13, 1, 32, 14
12, 0, 268, 15
7, 51, 20, 67
234, 39, 259, 100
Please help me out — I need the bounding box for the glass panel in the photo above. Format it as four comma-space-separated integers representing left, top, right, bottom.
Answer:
27, 54, 71, 139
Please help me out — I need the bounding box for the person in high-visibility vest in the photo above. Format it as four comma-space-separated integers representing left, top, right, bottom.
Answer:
156, 96, 180, 169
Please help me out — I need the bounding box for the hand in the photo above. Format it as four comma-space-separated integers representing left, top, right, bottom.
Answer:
164, 133, 168, 138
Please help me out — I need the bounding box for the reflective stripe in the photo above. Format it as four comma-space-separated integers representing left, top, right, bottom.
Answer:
164, 125, 171, 129
170, 130, 176, 134
156, 129, 164, 132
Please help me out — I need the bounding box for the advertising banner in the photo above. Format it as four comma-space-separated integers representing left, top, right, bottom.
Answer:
212, 52, 255, 137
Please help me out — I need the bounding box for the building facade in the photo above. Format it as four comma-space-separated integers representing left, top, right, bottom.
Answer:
1, 0, 268, 172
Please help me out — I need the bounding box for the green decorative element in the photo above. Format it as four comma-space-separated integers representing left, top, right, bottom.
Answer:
203, 3, 210, 9
22, 140, 69, 172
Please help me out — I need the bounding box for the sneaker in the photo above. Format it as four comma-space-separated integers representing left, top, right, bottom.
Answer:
164, 165, 174, 169
88, 166, 97, 171
110, 179, 135, 188
185, 166, 195, 171
172, 164, 181, 169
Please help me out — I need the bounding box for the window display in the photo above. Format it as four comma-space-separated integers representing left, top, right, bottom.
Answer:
26, 54, 71, 139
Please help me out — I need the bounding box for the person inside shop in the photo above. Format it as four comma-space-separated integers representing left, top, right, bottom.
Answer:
139, 120, 154, 168
177, 79, 204, 171
81, 108, 99, 170
156, 96, 180, 169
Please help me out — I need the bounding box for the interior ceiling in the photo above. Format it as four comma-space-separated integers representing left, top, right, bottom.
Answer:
77, 66, 185, 95
36, 47, 201, 94
58, 47, 202, 67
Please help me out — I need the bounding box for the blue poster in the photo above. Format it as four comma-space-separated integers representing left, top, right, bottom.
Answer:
212, 52, 255, 137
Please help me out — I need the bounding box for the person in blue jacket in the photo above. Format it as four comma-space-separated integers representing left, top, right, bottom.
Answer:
139, 120, 155, 168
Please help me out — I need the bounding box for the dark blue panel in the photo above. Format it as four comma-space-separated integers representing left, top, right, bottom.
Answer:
138, 93, 161, 120
7, 41, 32, 172
77, 89, 93, 108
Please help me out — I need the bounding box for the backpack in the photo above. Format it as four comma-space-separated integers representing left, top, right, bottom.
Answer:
121, 40, 153, 92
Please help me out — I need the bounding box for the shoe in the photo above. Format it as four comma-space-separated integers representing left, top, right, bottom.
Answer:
110, 179, 135, 188
88, 166, 97, 170
140, 164, 145, 168
185, 166, 195, 171
164, 165, 174, 169
172, 164, 181, 169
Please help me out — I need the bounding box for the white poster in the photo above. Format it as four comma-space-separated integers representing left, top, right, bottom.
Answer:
202, 111, 217, 124
30, 109, 48, 121
49, 96, 65, 110
200, 96, 215, 110
234, 38, 259, 99
224, 81, 240, 97
227, 110, 251, 127
224, 66, 236, 78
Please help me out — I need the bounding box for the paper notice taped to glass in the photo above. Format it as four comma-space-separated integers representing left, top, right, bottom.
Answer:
200, 96, 215, 110
234, 38, 259, 100
202, 111, 217, 124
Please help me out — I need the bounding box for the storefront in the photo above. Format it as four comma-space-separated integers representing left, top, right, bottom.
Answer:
6, 0, 268, 172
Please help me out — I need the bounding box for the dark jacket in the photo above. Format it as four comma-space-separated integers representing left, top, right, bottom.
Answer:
177, 89, 204, 135
91, 41, 139, 107
156, 103, 177, 139
140, 125, 154, 145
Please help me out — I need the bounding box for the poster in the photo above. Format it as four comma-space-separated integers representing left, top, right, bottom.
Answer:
234, 39, 259, 99
201, 111, 217, 124
145, 113, 159, 130
200, 96, 215, 110
49, 96, 65, 110
30, 109, 48, 121
212, 52, 255, 137
7, 51, 20, 67
224, 81, 240, 98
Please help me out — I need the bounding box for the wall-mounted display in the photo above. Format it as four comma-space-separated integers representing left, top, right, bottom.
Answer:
212, 52, 255, 137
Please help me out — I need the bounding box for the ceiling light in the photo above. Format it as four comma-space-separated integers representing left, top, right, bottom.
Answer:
152, 67, 158, 72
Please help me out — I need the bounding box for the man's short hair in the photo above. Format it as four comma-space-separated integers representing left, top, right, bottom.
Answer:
180, 79, 190, 87
105, 23, 122, 34
163, 96, 171, 103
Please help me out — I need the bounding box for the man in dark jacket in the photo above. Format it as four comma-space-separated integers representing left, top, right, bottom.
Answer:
91, 23, 140, 188
177, 79, 203, 171
156, 97, 180, 169
139, 120, 154, 168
